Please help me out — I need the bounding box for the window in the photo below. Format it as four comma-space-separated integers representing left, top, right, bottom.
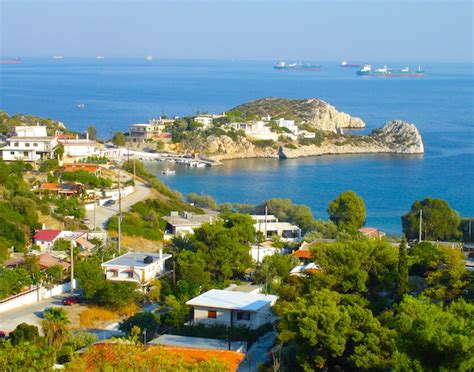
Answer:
127, 272, 133, 278
25, 143, 30, 147
10, 152, 14, 155
23, 152, 29, 157
33, 143, 38, 147
14, 142, 19, 147
207, 310, 217, 319
111, 270, 118, 277
236, 311, 251, 321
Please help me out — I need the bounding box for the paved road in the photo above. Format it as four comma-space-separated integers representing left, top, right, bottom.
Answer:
85, 179, 152, 229
0, 294, 71, 333
238, 331, 276, 372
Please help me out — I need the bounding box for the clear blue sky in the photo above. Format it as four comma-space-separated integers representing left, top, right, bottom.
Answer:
1, 0, 472, 62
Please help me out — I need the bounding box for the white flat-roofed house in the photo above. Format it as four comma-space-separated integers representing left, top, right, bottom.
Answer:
59, 134, 100, 158
251, 215, 302, 242
2, 125, 58, 162
101, 251, 172, 287
228, 121, 278, 141
162, 211, 216, 238
128, 120, 168, 143
275, 118, 298, 135
194, 116, 213, 128
186, 289, 278, 330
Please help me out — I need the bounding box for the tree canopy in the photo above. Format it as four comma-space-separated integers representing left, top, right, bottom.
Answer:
402, 197, 462, 241
327, 190, 366, 230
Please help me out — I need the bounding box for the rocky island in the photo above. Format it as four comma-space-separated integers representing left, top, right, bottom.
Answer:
168, 97, 424, 161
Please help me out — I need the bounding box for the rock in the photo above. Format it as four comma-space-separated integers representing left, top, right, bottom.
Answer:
230, 97, 365, 132
371, 120, 424, 154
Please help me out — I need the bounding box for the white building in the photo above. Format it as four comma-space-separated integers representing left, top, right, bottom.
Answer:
251, 215, 302, 241
228, 121, 278, 141
101, 251, 172, 286
1, 125, 58, 162
186, 289, 278, 330
162, 212, 216, 238
250, 244, 283, 263
275, 118, 298, 135
127, 119, 172, 143
194, 116, 213, 128
59, 134, 100, 158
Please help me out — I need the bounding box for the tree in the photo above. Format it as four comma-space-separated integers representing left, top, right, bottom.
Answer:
187, 193, 217, 210
0, 340, 56, 371
75, 258, 105, 299
86, 125, 97, 140
402, 197, 462, 241
8, 323, 40, 345
42, 307, 70, 350
328, 190, 366, 230
119, 312, 161, 339
276, 288, 394, 370
111, 131, 126, 147
254, 254, 298, 287
54, 144, 64, 160
94, 281, 141, 309
390, 297, 474, 371
161, 295, 189, 328
396, 238, 409, 301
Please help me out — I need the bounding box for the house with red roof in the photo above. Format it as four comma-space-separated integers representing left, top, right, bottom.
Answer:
33, 229, 62, 251
358, 227, 386, 239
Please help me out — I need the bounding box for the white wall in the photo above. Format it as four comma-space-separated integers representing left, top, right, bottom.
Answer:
0, 280, 77, 314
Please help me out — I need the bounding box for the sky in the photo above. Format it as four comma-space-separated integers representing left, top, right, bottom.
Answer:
1, 0, 473, 62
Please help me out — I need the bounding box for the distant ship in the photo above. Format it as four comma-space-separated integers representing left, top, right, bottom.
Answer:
356, 64, 424, 77
96, 56, 105, 60
274, 61, 321, 70
0, 58, 20, 64
146, 55, 153, 61
77, 104, 85, 109
340, 60, 359, 68
52, 56, 64, 59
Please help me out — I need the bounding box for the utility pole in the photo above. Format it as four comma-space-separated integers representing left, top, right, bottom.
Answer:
418, 209, 423, 243
264, 205, 268, 241
257, 222, 261, 264
118, 166, 122, 254
133, 155, 136, 181
70, 241, 75, 294
93, 190, 97, 231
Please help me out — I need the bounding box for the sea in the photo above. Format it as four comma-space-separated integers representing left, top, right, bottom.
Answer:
1, 58, 473, 234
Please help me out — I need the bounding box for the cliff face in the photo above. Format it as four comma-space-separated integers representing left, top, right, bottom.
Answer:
193, 120, 424, 161
230, 97, 365, 132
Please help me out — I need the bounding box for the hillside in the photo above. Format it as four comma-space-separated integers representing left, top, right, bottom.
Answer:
229, 97, 365, 132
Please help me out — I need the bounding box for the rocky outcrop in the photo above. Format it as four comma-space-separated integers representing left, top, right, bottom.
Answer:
188, 120, 424, 161
279, 120, 424, 159
230, 97, 365, 132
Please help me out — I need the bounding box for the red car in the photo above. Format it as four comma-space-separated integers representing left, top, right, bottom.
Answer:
0, 331, 6, 338
62, 296, 81, 305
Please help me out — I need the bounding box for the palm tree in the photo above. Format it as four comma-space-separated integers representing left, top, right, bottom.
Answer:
42, 307, 70, 350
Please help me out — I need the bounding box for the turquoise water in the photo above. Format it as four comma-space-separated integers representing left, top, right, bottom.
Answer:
1, 58, 473, 234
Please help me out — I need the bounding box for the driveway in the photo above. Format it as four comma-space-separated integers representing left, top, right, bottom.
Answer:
238, 331, 276, 372
0, 294, 72, 333
85, 179, 152, 229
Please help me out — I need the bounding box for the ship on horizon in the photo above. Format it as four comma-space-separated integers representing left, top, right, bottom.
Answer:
96, 56, 105, 60
274, 61, 321, 71
340, 60, 360, 68
356, 64, 424, 77
0, 57, 20, 64
52, 56, 64, 59
146, 55, 153, 61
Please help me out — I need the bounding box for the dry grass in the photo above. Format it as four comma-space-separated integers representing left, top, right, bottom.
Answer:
79, 306, 119, 328
38, 212, 63, 230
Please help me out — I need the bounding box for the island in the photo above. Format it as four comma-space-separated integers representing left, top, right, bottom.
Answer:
132, 97, 424, 161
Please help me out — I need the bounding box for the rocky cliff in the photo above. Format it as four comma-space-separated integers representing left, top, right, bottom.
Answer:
190, 120, 424, 161
230, 97, 365, 132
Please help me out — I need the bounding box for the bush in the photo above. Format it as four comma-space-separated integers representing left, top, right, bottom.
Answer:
284, 143, 297, 150
187, 193, 217, 210
252, 139, 275, 148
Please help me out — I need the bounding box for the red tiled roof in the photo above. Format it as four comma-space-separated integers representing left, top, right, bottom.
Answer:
34, 229, 61, 242
292, 249, 313, 259
38, 253, 70, 270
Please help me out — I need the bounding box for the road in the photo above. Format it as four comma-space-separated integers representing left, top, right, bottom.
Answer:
85, 178, 152, 229
237, 331, 277, 372
0, 294, 71, 333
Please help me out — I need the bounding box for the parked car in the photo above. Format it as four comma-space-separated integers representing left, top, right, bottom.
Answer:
0, 331, 6, 338
62, 296, 81, 306
104, 199, 116, 207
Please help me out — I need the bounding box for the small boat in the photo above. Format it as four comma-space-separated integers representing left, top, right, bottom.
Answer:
77, 104, 85, 109
162, 169, 176, 175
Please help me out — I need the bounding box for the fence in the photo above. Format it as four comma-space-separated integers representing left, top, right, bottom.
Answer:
0, 280, 77, 313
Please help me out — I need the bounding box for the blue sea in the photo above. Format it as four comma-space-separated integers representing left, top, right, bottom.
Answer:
1, 58, 473, 234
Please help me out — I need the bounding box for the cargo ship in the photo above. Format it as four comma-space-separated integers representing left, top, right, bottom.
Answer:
0, 58, 21, 64
274, 61, 321, 70
340, 61, 359, 68
356, 64, 424, 76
